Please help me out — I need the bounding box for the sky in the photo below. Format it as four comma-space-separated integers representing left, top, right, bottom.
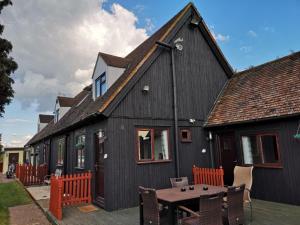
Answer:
0, 0, 299, 147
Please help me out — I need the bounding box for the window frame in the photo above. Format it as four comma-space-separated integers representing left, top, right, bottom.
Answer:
75, 134, 85, 169
240, 132, 282, 168
95, 72, 107, 98
135, 127, 172, 164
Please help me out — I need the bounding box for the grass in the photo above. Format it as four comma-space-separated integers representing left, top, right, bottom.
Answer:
0, 182, 32, 225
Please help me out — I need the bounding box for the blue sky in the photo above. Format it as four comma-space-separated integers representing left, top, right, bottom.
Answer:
0, 0, 299, 147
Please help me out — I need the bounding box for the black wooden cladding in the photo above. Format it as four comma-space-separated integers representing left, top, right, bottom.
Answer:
210, 117, 300, 205
32, 13, 229, 211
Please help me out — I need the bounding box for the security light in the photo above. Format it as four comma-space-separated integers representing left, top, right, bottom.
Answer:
142, 85, 150, 93
190, 18, 200, 26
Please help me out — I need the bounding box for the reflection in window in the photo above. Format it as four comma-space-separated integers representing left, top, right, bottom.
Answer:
75, 135, 85, 168
137, 128, 170, 162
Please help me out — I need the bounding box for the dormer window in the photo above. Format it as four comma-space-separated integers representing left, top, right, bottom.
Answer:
95, 72, 107, 98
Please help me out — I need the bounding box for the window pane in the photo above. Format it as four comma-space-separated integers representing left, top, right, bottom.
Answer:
138, 130, 152, 160
76, 135, 85, 168
96, 79, 100, 97
154, 129, 169, 160
101, 82, 107, 95
261, 135, 279, 163
241, 135, 260, 164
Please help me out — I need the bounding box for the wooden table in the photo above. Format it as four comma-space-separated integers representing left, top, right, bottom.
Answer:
140, 184, 227, 225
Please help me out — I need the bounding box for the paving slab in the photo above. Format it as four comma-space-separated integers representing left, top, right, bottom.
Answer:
27, 185, 50, 200
9, 203, 51, 225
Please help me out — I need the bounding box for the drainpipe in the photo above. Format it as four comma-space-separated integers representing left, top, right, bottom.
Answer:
156, 41, 180, 177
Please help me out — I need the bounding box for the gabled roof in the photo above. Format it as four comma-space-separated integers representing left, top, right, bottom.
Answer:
57, 96, 75, 107
99, 52, 130, 68
39, 114, 54, 123
26, 2, 233, 146
97, 2, 233, 113
206, 51, 300, 127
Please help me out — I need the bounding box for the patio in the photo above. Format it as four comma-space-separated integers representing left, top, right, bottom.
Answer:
43, 199, 300, 225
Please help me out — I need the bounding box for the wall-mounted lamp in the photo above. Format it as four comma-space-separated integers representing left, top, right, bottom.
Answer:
142, 85, 150, 93
189, 118, 196, 124
98, 130, 105, 138
208, 131, 213, 141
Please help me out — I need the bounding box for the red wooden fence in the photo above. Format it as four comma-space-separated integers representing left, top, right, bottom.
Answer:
192, 165, 224, 186
16, 164, 48, 186
49, 172, 92, 220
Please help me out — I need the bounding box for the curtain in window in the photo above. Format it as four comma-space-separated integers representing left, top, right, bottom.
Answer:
161, 130, 169, 159
242, 136, 253, 164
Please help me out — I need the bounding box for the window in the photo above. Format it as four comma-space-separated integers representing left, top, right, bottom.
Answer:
95, 72, 107, 98
55, 109, 59, 123
137, 128, 170, 162
241, 133, 281, 167
57, 139, 64, 165
180, 129, 192, 142
75, 135, 85, 169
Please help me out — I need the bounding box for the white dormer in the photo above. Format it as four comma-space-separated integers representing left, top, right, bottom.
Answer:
54, 96, 74, 123
92, 52, 129, 100
37, 114, 54, 132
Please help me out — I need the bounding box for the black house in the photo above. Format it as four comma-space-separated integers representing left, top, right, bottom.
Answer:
25, 2, 300, 211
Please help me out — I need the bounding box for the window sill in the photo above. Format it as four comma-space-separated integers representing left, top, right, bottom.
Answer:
56, 164, 64, 167
137, 160, 172, 165
254, 163, 283, 169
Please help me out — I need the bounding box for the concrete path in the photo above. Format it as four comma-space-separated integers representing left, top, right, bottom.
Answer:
9, 203, 51, 225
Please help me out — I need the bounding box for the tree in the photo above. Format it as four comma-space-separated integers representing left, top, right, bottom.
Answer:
0, 0, 17, 117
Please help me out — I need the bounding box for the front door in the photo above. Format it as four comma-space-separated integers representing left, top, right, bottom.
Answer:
218, 133, 237, 185
94, 134, 105, 207
8, 153, 19, 165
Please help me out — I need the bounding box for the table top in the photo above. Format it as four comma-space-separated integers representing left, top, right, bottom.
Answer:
156, 184, 227, 203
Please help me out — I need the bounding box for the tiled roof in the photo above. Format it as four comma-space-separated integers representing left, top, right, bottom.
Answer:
206, 52, 300, 127
39, 114, 54, 123
99, 52, 130, 68
57, 96, 75, 107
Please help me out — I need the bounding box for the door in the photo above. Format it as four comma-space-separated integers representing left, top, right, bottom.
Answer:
94, 134, 105, 207
8, 153, 19, 165
218, 133, 237, 185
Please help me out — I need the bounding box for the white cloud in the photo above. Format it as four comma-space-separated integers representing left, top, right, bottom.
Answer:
3, 134, 33, 147
240, 46, 253, 53
1, 1, 149, 111
248, 30, 257, 37
4, 118, 31, 123
209, 26, 230, 42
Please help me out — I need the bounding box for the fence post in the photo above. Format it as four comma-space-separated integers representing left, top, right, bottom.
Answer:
49, 175, 63, 220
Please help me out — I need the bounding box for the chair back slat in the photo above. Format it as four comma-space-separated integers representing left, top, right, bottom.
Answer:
233, 166, 253, 202
226, 184, 245, 225
198, 192, 224, 225
139, 186, 160, 225
170, 177, 189, 187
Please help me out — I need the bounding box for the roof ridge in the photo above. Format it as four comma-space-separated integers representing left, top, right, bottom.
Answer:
235, 51, 300, 77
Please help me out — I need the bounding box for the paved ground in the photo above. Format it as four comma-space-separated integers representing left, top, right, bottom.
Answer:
9, 203, 51, 225
55, 199, 300, 225
0, 173, 15, 183
27, 185, 50, 200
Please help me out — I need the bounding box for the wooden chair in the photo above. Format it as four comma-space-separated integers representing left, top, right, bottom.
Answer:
139, 186, 169, 225
179, 192, 224, 225
222, 184, 245, 225
227, 166, 253, 221
170, 177, 189, 187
